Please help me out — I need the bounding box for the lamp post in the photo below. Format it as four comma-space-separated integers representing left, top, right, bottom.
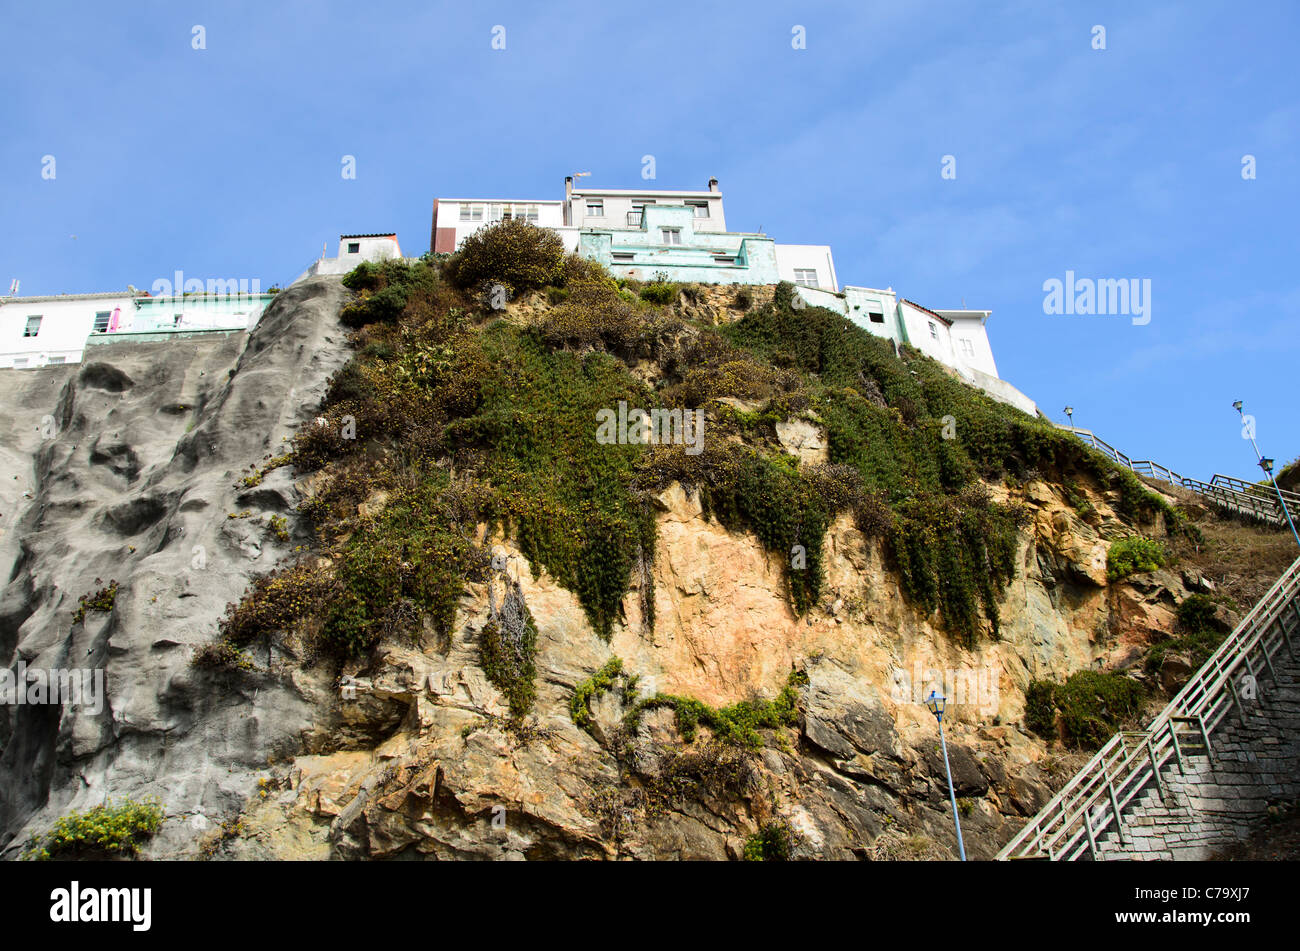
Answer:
1064, 406, 1074, 429
1233, 401, 1300, 549
926, 690, 967, 861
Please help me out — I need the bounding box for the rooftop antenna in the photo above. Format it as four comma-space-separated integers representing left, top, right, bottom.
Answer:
7, 279, 18, 296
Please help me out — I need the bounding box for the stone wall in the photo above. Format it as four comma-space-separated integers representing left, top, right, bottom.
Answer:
1094, 644, 1300, 860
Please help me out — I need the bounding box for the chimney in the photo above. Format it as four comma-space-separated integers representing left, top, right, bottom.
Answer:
565, 176, 573, 199
708, 177, 719, 192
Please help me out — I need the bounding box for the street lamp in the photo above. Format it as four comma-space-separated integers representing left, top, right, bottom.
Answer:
1064, 406, 1074, 428
1233, 401, 1300, 549
926, 690, 967, 861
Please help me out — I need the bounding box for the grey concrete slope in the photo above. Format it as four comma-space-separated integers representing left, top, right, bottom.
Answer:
0, 276, 351, 857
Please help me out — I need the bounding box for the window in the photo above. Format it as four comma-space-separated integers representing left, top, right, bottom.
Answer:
628, 201, 652, 226
346, 242, 360, 254
713, 255, 737, 265
794, 269, 819, 288
687, 200, 710, 218
48, 356, 66, 364
585, 200, 604, 217
24, 316, 41, 337
93, 311, 111, 333
611, 252, 634, 262
459, 203, 483, 221
660, 228, 682, 245
959, 338, 975, 357
500, 203, 539, 223
866, 305, 885, 324
928, 321, 939, 340
13, 358, 28, 368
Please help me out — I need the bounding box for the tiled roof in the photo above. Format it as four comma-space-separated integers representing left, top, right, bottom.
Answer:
900, 299, 952, 325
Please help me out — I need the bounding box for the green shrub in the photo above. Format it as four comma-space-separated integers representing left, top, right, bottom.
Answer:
1024, 680, 1057, 737
444, 218, 565, 294
479, 578, 539, 720
219, 564, 329, 648
744, 820, 795, 861
1106, 536, 1168, 580
71, 579, 118, 625
325, 474, 492, 657
1175, 593, 1219, 632
1025, 671, 1144, 749
570, 657, 626, 732
630, 669, 805, 747
638, 282, 679, 306
1145, 594, 1231, 678
24, 798, 164, 860
191, 640, 254, 672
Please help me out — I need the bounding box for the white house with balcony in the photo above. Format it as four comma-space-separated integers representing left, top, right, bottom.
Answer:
429, 178, 840, 293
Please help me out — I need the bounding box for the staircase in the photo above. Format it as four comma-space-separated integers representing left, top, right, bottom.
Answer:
996, 553, 1300, 860
1060, 425, 1300, 527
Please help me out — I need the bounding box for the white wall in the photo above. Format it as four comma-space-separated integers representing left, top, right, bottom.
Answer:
294, 234, 406, 283
336, 235, 403, 266
776, 245, 839, 292
0, 295, 137, 368
937, 311, 999, 379
898, 300, 957, 366
843, 286, 899, 342
965, 367, 1038, 416
432, 200, 566, 253
567, 190, 726, 232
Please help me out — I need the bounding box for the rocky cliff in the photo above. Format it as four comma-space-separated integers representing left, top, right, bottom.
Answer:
0, 265, 1287, 861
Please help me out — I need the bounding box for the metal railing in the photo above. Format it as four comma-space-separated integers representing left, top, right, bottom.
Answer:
996, 553, 1300, 860
1059, 425, 1297, 526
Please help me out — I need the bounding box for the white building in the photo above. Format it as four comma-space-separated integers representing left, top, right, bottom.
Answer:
430, 201, 569, 255
786, 287, 1035, 415
425, 177, 1035, 413
0, 289, 275, 370
293, 233, 404, 282
429, 178, 839, 292
0, 292, 141, 368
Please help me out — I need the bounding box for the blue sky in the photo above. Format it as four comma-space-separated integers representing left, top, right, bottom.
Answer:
2, 0, 1296, 482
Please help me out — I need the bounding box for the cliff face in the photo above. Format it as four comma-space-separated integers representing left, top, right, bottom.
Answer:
0, 275, 1265, 860
0, 278, 349, 856
220, 465, 1205, 860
